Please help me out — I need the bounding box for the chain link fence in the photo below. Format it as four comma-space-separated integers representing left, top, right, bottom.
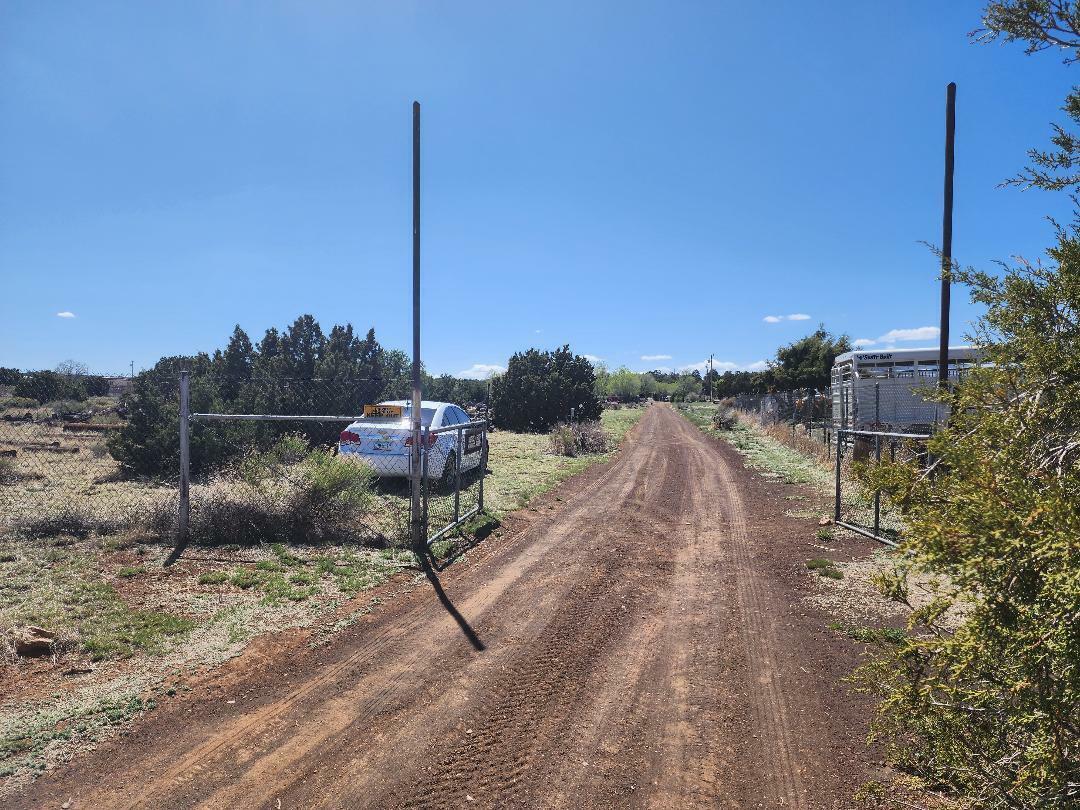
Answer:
1, 370, 489, 551
727, 388, 937, 547
832, 428, 931, 546
0, 371, 175, 535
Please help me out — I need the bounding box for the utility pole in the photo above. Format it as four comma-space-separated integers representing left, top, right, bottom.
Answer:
938, 82, 956, 391
129, 360, 134, 378
410, 101, 423, 551
708, 354, 714, 401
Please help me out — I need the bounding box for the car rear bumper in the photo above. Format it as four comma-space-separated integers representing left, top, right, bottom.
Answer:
338, 446, 456, 479
338, 446, 412, 477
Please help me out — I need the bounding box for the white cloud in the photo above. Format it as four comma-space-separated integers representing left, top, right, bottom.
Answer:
456, 363, 505, 380
640, 354, 672, 361
763, 313, 811, 323
678, 359, 768, 375
582, 354, 604, 364
56, 311, 76, 319
852, 338, 876, 348
878, 326, 940, 344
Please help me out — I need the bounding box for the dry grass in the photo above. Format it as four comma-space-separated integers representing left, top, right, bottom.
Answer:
0, 410, 172, 535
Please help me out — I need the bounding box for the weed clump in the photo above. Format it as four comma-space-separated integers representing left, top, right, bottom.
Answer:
711, 406, 739, 431
806, 558, 843, 579
549, 421, 609, 457
19, 509, 124, 539
162, 436, 383, 547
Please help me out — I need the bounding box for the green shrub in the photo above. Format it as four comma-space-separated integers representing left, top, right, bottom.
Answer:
46, 400, 86, 417
491, 345, 602, 432
107, 317, 406, 478
183, 439, 378, 547
0, 396, 37, 410
858, 234, 1080, 806
13, 371, 108, 404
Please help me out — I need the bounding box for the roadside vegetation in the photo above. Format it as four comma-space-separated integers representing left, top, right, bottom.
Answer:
679, 401, 831, 487
482, 407, 641, 516
843, 7, 1080, 808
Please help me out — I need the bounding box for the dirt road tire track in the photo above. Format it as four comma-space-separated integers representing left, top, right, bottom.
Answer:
13, 405, 879, 809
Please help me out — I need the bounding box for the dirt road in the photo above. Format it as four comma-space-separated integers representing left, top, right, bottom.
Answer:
17, 404, 877, 808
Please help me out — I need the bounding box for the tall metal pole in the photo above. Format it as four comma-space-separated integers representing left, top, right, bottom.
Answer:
410, 101, 423, 551
938, 82, 956, 391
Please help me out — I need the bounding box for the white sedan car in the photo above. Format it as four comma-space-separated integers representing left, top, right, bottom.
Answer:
337, 400, 485, 480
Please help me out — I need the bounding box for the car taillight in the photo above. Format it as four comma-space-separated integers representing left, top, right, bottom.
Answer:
404, 433, 437, 447
339, 430, 360, 443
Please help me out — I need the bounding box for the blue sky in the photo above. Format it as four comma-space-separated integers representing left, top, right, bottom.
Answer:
1, 1, 1073, 378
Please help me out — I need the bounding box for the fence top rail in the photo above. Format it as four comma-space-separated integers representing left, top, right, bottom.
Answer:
838, 428, 932, 440
190, 413, 360, 422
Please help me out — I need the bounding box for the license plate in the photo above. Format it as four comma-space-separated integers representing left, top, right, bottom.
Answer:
364, 404, 403, 418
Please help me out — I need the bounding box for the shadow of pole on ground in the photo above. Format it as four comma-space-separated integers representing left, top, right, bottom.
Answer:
418, 553, 486, 652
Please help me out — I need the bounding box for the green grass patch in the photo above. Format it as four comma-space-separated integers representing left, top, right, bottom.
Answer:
270, 543, 304, 567
827, 621, 907, 645
197, 571, 229, 585
0, 550, 192, 661
229, 568, 264, 589
599, 407, 643, 445
0, 691, 153, 779
116, 565, 145, 578
806, 558, 844, 579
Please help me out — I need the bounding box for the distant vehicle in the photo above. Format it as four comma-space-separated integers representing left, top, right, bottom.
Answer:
337, 400, 485, 480
831, 346, 983, 432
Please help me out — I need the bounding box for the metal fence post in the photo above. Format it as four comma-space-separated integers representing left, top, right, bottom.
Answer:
453, 427, 462, 523
834, 428, 843, 524
873, 433, 882, 538
477, 424, 488, 512
178, 370, 190, 546
420, 429, 429, 537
